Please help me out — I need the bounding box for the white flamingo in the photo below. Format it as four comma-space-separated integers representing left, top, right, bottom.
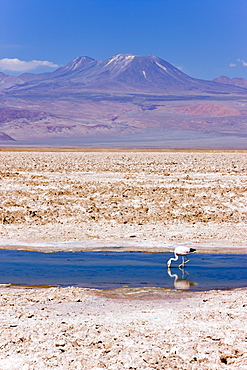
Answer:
167, 246, 196, 268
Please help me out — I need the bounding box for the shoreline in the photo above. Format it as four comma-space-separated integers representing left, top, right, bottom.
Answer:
0, 285, 246, 369
0, 146, 246, 153
0, 240, 246, 254
0, 243, 246, 295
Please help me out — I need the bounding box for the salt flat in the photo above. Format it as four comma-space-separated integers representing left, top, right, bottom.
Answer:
0, 150, 246, 369
0, 286, 246, 369
0, 150, 246, 252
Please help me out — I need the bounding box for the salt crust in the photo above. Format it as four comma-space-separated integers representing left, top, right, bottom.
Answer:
0, 286, 246, 369
0, 151, 246, 369
0, 151, 246, 253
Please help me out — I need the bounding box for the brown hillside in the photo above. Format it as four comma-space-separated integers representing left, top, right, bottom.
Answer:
173, 103, 241, 117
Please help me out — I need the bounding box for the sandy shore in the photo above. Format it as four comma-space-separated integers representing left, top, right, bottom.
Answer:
0, 150, 246, 369
0, 286, 246, 369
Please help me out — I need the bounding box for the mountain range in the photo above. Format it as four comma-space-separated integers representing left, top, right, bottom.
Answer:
0, 54, 247, 148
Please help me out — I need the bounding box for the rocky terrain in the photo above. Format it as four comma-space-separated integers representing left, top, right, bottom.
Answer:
0, 150, 246, 251
173, 103, 242, 117
0, 150, 246, 369
0, 286, 246, 369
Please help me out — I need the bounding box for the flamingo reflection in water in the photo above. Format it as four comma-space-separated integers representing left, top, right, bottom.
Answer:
167, 267, 197, 290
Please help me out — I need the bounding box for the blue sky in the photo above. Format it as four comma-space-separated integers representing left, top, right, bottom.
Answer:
0, 0, 246, 80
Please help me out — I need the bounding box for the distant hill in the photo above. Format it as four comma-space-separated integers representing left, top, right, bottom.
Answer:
0, 54, 247, 148
213, 75, 247, 89
0, 131, 15, 141
173, 103, 242, 117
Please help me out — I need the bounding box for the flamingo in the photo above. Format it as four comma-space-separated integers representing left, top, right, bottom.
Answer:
167, 246, 196, 268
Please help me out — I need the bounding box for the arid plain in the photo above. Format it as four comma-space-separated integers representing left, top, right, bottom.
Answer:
0, 150, 246, 369
0, 150, 246, 251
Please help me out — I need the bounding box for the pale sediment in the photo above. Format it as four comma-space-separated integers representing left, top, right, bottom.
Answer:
0, 286, 246, 369
0, 150, 246, 369
0, 150, 246, 252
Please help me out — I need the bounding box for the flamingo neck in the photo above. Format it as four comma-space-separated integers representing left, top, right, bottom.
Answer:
167, 254, 178, 267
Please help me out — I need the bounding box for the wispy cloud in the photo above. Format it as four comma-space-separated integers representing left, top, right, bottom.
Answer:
229, 59, 247, 68
0, 58, 58, 72
237, 58, 247, 67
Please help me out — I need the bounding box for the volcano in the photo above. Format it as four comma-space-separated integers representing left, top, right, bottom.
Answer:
1, 54, 247, 148
4, 54, 247, 96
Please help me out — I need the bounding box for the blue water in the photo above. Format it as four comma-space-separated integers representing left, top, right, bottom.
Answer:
0, 250, 246, 291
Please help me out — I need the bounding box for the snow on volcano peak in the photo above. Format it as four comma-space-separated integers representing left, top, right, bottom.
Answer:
105, 54, 135, 67
155, 61, 168, 72
142, 70, 147, 79
63, 56, 94, 71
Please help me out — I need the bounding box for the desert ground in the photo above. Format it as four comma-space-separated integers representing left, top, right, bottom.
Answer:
0, 149, 246, 369
0, 286, 246, 369
0, 149, 246, 252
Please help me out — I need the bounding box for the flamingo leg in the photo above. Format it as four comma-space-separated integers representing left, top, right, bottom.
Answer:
178, 255, 190, 268
178, 256, 185, 268
184, 256, 190, 264
179, 266, 190, 277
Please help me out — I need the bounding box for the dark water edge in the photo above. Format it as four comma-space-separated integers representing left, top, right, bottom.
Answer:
0, 250, 246, 291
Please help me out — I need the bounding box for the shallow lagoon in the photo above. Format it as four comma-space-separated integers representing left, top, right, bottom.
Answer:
0, 250, 246, 291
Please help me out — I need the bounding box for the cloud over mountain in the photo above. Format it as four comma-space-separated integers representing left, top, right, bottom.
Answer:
0, 58, 58, 72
